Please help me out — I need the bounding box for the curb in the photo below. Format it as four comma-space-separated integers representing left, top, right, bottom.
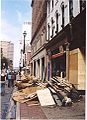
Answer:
16, 102, 20, 120
6, 86, 17, 119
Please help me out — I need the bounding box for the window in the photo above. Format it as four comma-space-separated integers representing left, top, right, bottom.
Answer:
52, 0, 54, 9
55, 12, 58, 33
52, 26, 55, 37
69, 0, 73, 21
51, 18, 55, 37
80, 0, 86, 12
61, 2, 64, 28
35, 42, 37, 51
48, 24, 50, 40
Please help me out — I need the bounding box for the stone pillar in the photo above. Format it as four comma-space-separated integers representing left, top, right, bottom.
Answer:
40, 58, 42, 80
32, 61, 34, 76
66, 43, 70, 81
36, 60, 38, 78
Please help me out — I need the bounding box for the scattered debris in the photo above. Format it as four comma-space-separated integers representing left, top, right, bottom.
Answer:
12, 74, 81, 107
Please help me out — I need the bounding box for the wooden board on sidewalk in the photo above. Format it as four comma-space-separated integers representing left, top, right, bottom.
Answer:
37, 88, 55, 106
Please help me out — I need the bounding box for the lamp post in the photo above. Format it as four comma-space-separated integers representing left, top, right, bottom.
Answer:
23, 31, 27, 54
23, 31, 27, 67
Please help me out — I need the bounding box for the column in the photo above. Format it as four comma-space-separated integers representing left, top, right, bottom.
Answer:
40, 58, 42, 80
35, 60, 38, 77
32, 61, 34, 76
66, 43, 70, 81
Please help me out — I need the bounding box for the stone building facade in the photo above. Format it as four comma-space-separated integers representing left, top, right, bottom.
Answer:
46, 0, 86, 90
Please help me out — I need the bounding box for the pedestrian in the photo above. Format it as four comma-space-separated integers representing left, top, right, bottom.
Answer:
1, 72, 6, 95
7, 72, 12, 88
11, 71, 15, 87
14, 71, 17, 83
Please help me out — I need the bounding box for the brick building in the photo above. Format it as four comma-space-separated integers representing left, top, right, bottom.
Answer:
31, 0, 47, 80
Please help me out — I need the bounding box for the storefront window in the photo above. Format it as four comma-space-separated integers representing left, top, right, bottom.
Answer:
52, 53, 66, 78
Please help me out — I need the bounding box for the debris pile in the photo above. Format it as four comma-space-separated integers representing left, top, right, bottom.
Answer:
47, 76, 80, 106
12, 74, 80, 107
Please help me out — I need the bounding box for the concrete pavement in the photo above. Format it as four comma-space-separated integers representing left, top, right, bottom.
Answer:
16, 95, 85, 119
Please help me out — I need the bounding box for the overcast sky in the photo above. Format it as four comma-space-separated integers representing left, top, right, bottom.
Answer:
1, 0, 32, 68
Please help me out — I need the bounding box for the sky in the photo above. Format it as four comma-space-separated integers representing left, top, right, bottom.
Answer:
1, 0, 32, 68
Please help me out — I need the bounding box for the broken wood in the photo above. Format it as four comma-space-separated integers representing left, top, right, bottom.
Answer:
47, 81, 72, 106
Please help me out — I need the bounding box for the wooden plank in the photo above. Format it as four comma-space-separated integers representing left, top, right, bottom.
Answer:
52, 94, 62, 106
37, 88, 55, 106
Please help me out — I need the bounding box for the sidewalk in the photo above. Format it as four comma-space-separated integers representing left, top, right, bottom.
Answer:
6, 86, 17, 119
16, 103, 47, 120
16, 95, 85, 119
0, 83, 13, 119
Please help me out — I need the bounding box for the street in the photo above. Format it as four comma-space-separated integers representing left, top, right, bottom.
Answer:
0, 75, 85, 120
1, 0, 86, 120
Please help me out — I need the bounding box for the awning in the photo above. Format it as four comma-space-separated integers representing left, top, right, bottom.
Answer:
51, 51, 66, 59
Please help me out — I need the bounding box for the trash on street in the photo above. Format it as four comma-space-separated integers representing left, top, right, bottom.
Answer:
12, 74, 81, 107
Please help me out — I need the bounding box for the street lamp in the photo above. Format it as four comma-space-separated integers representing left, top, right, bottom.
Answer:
23, 31, 27, 54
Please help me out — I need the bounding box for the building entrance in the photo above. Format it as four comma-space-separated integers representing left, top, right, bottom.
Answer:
52, 53, 66, 78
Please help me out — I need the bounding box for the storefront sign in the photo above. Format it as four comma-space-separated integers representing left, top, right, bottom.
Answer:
51, 51, 65, 59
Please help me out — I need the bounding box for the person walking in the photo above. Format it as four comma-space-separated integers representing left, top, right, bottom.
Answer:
11, 71, 15, 87
7, 72, 12, 88
1, 72, 6, 95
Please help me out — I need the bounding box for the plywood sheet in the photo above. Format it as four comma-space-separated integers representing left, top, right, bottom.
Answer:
37, 88, 55, 106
